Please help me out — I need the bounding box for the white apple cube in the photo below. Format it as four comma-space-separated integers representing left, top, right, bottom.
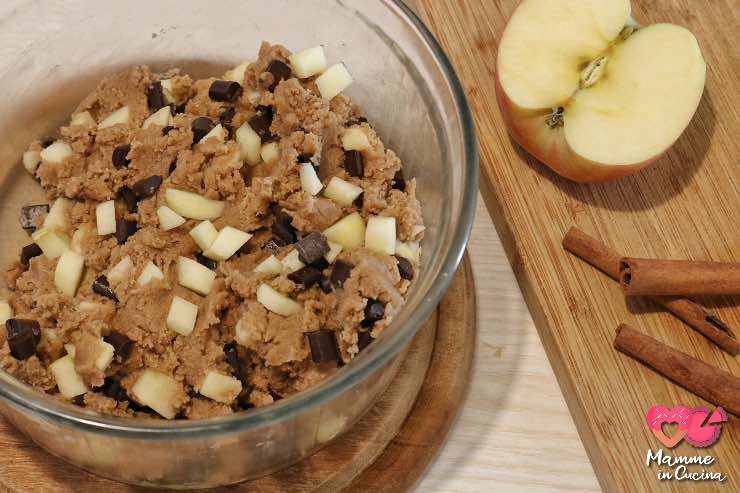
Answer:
189, 220, 219, 251
281, 249, 305, 275
205, 226, 252, 261
199, 123, 227, 144
40, 141, 72, 164
323, 177, 362, 207
131, 370, 180, 419
235, 319, 259, 346
70, 225, 90, 253
0, 301, 13, 325
142, 105, 172, 129
260, 141, 280, 164
97, 106, 130, 129
32, 228, 70, 259
108, 256, 133, 283
254, 255, 283, 276
166, 296, 199, 336
395, 240, 421, 264
177, 256, 216, 296
50, 355, 87, 399
95, 340, 115, 371
43, 198, 71, 231
365, 216, 396, 255
289, 46, 327, 79
324, 241, 343, 264
341, 127, 370, 151
70, 111, 96, 127
22, 150, 41, 174
299, 162, 323, 196
236, 122, 262, 165
165, 188, 225, 220
257, 284, 302, 317
159, 79, 180, 104
95, 200, 117, 236
157, 206, 186, 231
54, 250, 85, 297
323, 212, 365, 250
316, 63, 353, 100
77, 301, 100, 312
224, 61, 250, 83
64, 343, 76, 358
199, 371, 242, 404
137, 261, 165, 286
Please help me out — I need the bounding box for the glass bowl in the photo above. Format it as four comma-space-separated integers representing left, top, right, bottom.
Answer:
0, 0, 478, 488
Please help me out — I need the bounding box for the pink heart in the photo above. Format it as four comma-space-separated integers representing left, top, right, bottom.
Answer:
685, 407, 728, 448
645, 406, 693, 448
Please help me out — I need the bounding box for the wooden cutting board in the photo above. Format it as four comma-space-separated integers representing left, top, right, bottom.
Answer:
411, 0, 740, 491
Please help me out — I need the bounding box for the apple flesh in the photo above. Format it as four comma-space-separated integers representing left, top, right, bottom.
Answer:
131, 370, 180, 419
495, 0, 706, 182
199, 371, 242, 404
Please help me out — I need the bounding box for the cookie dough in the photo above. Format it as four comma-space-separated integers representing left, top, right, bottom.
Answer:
1, 42, 424, 419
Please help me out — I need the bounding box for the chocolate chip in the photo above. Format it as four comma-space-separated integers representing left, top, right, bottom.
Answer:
98, 377, 128, 402
306, 330, 340, 363
131, 175, 162, 199
272, 222, 297, 246
162, 125, 174, 135
391, 170, 406, 191
311, 257, 329, 270
365, 299, 385, 321
20, 243, 43, 267
295, 232, 330, 265
395, 255, 414, 280
118, 186, 138, 213
40, 137, 55, 148
5, 319, 41, 360
112, 144, 132, 168
209, 80, 243, 102
347, 116, 368, 127
115, 218, 138, 245
248, 113, 273, 141
70, 395, 86, 406
168, 158, 178, 175
344, 150, 364, 177
330, 261, 353, 288
270, 203, 292, 225
319, 276, 333, 294
191, 117, 214, 144
195, 252, 218, 270
358, 331, 373, 352
266, 60, 292, 91
288, 266, 322, 288
19, 204, 49, 232
219, 106, 236, 127
239, 163, 252, 187
147, 81, 167, 111
256, 105, 274, 120
264, 238, 281, 254
172, 103, 187, 115
105, 331, 133, 363
353, 192, 364, 210
92, 275, 118, 302
224, 342, 245, 383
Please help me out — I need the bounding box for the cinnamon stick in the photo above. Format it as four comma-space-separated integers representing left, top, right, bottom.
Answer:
563, 227, 739, 355
620, 258, 740, 296
614, 324, 740, 416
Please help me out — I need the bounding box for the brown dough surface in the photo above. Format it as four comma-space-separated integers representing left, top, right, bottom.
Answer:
1, 42, 424, 419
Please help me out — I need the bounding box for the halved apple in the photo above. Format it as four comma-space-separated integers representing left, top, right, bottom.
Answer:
495, 0, 706, 182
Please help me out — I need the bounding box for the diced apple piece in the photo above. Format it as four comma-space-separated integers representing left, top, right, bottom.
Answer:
95, 200, 117, 235
289, 46, 327, 79
157, 206, 186, 231
64, 343, 76, 358
137, 261, 165, 286
77, 301, 100, 312
324, 241, 343, 264
260, 141, 279, 164
131, 370, 180, 419
316, 63, 353, 100
235, 319, 259, 347
246, 89, 261, 105
165, 188, 225, 220
0, 301, 13, 325
107, 256, 133, 283
189, 220, 218, 251
281, 249, 305, 275
50, 355, 87, 399
323, 212, 365, 250
97, 106, 130, 129
365, 216, 396, 255
204, 226, 252, 261
224, 61, 250, 83
257, 284, 302, 317
177, 256, 216, 296
54, 250, 85, 297
199, 371, 242, 404
22, 150, 41, 174
32, 228, 70, 259
166, 296, 198, 336
199, 123, 227, 144
254, 255, 283, 276
70, 225, 91, 253
70, 111, 96, 127
142, 105, 172, 129
236, 122, 261, 165
159, 79, 180, 104
40, 141, 72, 164
43, 198, 71, 231
95, 340, 115, 371
323, 176, 362, 207
395, 240, 421, 264
341, 127, 370, 151
299, 163, 323, 196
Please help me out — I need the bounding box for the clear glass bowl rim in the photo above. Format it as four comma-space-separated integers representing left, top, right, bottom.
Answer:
0, 0, 478, 439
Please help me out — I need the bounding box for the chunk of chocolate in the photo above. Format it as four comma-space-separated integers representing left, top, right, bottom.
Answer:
19, 204, 49, 232
146, 81, 167, 111
224, 342, 245, 383
131, 175, 163, 199
195, 252, 218, 270
168, 158, 178, 175
219, 106, 236, 127
112, 144, 132, 168
271, 222, 297, 246
288, 266, 322, 288
395, 255, 414, 280
40, 137, 55, 148
270, 203, 292, 225
256, 105, 274, 120
311, 257, 330, 270
99, 377, 128, 402
115, 218, 138, 245
346, 116, 368, 127
344, 150, 364, 178
295, 232, 330, 265
358, 331, 373, 352
118, 186, 138, 213
248, 113, 273, 141
105, 331, 133, 363
92, 275, 118, 302
353, 192, 364, 210
319, 276, 333, 294
20, 243, 43, 267
365, 299, 385, 321
209, 80, 243, 102
391, 170, 406, 191
5, 319, 41, 360
266, 60, 292, 91
330, 261, 353, 288
191, 117, 214, 144
306, 330, 340, 363
162, 125, 174, 136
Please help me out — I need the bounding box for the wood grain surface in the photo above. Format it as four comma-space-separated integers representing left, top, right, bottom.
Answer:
0, 257, 475, 493
411, 0, 740, 491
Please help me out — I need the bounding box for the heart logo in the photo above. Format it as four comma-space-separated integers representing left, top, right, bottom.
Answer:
645, 406, 692, 448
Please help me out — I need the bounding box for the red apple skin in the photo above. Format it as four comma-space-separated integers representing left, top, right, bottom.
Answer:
494, 73, 659, 183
